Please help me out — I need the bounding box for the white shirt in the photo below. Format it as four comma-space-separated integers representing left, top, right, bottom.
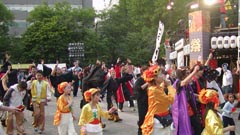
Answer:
34, 81, 51, 102
222, 70, 233, 87
9, 84, 26, 107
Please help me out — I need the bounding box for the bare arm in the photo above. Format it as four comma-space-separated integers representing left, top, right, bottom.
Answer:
51, 63, 58, 76
141, 83, 148, 90
180, 65, 199, 86
204, 52, 213, 66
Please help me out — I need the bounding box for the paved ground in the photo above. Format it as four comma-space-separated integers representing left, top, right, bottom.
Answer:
2, 92, 240, 135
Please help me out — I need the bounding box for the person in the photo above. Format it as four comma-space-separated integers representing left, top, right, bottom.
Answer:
50, 61, 73, 99
219, 0, 227, 28
133, 65, 148, 135
31, 70, 51, 134
222, 93, 236, 135
116, 65, 134, 112
141, 64, 176, 135
199, 89, 235, 135
172, 65, 203, 135
3, 81, 28, 135
79, 88, 116, 135
222, 63, 233, 94
53, 82, 77, 135
0, 101, 20, 135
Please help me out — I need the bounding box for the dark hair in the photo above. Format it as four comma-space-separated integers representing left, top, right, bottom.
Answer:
18, 81, 27, 90
36, 70, 43, 75
203, 102, 219, 120
176, 67, 188, 80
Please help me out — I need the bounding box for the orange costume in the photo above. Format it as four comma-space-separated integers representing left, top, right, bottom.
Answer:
141, 65, 176, 135
53, 82, 77, 135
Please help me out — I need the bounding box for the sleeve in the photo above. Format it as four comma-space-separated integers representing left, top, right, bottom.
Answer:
62, 71, 73, 82
101, 79, 110, 94
167, 85, 176, 100
98, 104, 110, 119
78, 106, 88, 126
57, 97, 70, 112
222, 102, 231, 114
46, 83, 51, 100
205, 110, 223, 134
43, 64, 52, 77
3, 88, 14, 106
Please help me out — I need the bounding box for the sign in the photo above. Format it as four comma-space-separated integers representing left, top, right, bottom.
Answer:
183, 44, 191, 55
175, 38, 184, 51
37, 63, 67, 70
177, 51, 184, 68
152, 21, 164, 63
170, 51, 177, 60
190, 38, 201, 52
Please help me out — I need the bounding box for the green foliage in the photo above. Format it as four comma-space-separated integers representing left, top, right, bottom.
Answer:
98, 0, 190, 65
21, 2, 96, 64
0, 1, 14, 55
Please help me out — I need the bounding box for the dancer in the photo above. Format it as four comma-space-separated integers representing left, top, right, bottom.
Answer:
31, 70, 51, 134
222, 93, 236, 135
53, 82, 77, 135
3, 81, 28, 135
199, 89, 235, 135
79, 88, 116, 135
172, 65, 202, 135
141, 64, 176, 135
133, 65, 148, 135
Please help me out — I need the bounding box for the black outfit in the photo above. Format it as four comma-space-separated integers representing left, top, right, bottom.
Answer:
80, 65, 106, 108
101, 73, 133, 110
223, 116, 235, 135
118, 73, 134, 110
133, 77, 148, 135
50, 71, 73, 98
72, 74, 79, 97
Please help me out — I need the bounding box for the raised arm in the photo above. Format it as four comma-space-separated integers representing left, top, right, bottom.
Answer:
204, 52, 213, 66
180, 65, 199, 86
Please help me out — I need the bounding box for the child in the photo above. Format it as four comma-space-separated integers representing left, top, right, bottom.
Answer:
79, 88, 116, 135
199, 89, 235, 135
222, 93, 236, 135
53, 82, 77, 135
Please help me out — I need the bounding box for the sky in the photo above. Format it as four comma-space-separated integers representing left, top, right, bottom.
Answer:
92, 0, 106, 11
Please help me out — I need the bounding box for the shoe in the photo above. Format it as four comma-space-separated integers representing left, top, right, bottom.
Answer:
130, 107, 136, 111
1, 120, 6, 127
101, 123, 106, 128
34, 128, 38, 132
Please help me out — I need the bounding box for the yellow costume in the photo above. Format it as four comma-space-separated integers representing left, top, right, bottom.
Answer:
53, 95, 72, 126
201, 110, 223, 135
53, 82, 77, 135
78, 103, 110, 126
141, 85, 175, 135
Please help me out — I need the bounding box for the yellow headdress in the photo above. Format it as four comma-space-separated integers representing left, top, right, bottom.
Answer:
84, 88, 100, 102
142, 64, 160, 82
199, 89, 219, 108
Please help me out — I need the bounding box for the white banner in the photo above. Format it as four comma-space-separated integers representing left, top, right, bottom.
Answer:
152, 21, 164, 63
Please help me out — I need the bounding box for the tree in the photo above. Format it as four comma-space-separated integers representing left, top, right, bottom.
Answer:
21, 2, 96, 64
0, 1, 13, 55
98, 0, 190, 65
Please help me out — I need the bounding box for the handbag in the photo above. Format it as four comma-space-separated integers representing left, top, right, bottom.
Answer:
154, 114, 173, 128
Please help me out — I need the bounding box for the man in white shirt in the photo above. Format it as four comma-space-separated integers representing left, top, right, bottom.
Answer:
222, 63, 233, 94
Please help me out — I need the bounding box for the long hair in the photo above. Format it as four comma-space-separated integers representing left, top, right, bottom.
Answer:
203, 102, 219, 120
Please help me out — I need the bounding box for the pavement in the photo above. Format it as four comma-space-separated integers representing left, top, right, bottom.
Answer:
2, 92, 240, 135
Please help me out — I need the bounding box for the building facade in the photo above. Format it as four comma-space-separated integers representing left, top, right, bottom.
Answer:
2, 0, 92, 36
